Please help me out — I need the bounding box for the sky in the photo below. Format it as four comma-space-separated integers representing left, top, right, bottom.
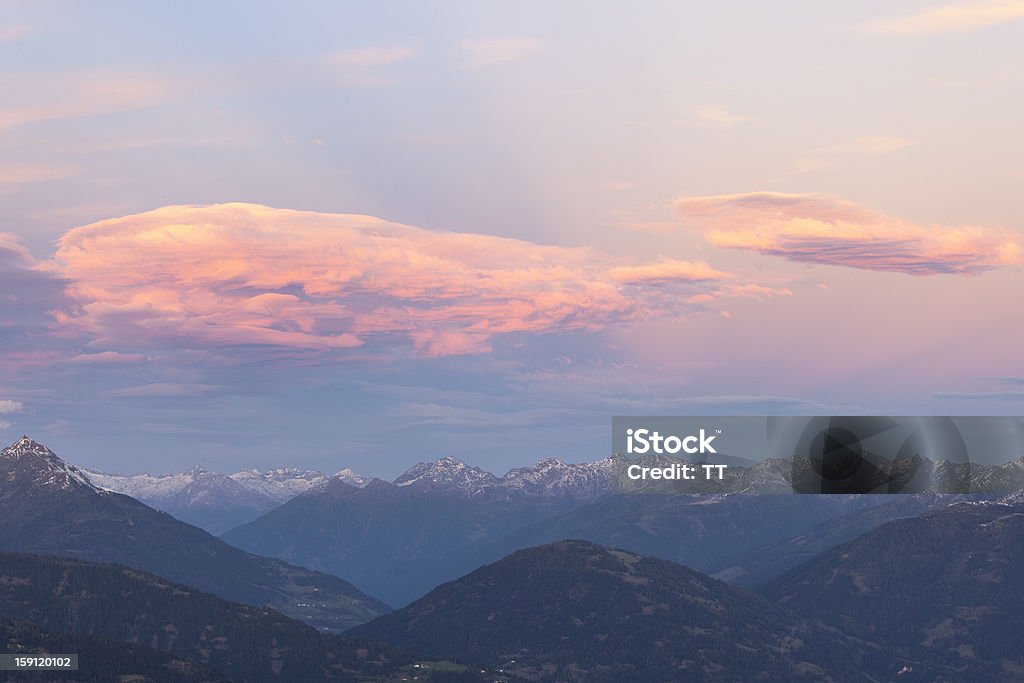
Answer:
1, 1, 1023, 477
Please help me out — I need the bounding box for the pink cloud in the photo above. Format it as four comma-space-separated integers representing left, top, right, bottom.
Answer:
68, 351, 149, 365
608, 259, 730, 285
0, 71, 172, 132
48, 203, 744, 360
676, 192, 1024, 276
0, 232, 34, 264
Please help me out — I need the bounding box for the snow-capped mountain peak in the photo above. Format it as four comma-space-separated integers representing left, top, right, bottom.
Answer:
394, 456, 500, 493
1, 436, 100, 492
501, 457, 617, 499
390, 455, 617, 500
332, 468, 368, 488
228, 467, 329, 502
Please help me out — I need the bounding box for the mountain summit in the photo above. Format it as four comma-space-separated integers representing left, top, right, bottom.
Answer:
1, 436, 100, 493
394, 455, 500, 493
392, 455, 618, 500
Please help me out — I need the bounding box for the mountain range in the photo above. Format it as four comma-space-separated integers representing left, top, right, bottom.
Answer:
87, 450, 1024, 539
81, 454, 618, 534
0, 436, 389, 630
83, 465, 334, 533
4, 434, 1024, 680
222, 459, 938, 606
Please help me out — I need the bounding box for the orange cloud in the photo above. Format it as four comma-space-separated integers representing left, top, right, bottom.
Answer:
50, 203, 736, 359
676, 192, 1024, 276
608, 259, 730, 285
864, 1, 1024, 36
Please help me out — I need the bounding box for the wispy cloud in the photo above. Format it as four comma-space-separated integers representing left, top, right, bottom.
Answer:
0, 233, 35, 264
812, 136, 915, 156
694, 105, 753, 127
68, 351, 149, 365
934, 390, 1024, 400
676, 192, 1024, 276
328, 46, 418, 68
0, 162, 76, 184
864, 1, 1024, 36
325, 45, 418, 86
0, 400, 23, 414
0, 71, 174, 132
788, 136, 915, 176
459, 37, 540, 67
0, 25, 30, 42
101, 383, 223, 398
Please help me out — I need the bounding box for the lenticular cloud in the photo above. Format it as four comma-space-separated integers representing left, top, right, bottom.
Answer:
51, 203, 727, 359
676, 192, 1024, 276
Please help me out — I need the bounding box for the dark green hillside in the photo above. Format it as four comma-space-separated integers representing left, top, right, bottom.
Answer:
1, 617, 230, 682
0, 551, 410, 682
762, 498, 1024, 680
350, 540, 917, 682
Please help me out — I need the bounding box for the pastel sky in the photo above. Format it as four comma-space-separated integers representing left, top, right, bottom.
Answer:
2, 1, 1023, 477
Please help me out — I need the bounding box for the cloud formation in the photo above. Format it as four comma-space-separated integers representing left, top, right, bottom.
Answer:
459, 37, 541, 67
1, 234, 32, 265
101, 383, 222, 398
694, 105, 753, 127
0, 163, 76, 185
1, 234, 74, 370
0, 70, 172, 132
0, 25, 29, 43
676, 192, 1024, 276
0, 400, 23, 414
325, 45, 419, 86
49, 203, 730, 360
934, 391, 1024, 400
864, 1, 1024, 36
608, 259, 729, 285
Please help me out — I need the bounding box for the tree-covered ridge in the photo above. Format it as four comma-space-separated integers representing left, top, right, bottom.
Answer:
350, 540, 919, 682
0, 616, 230, 682
0, 551, 412, 682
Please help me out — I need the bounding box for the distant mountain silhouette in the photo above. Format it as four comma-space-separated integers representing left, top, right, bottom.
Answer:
713, 493, 971, 586
224, 482, 891, 605
222, 473, 581, 606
